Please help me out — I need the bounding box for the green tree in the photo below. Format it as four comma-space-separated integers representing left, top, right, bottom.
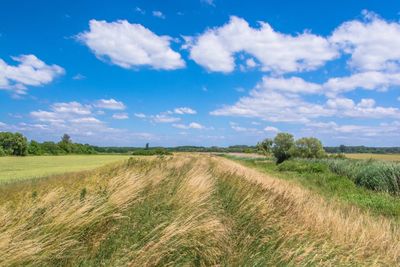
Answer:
293, 137, 326, 159
257, 138, 273, 155
0, 146, 5, 156
59, 134, 72, 153
0, 132, 28, 156
272, 133, 294, 164
28, 140, 43, 155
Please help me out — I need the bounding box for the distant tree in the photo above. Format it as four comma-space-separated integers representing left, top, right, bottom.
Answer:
0, 132, 28, 156
272, 133, 295, 164
339, 144, 346, 153
59, 134, 73, 153
145, 143, 149, 150
61, 134, 72, 144
28, 140, 43, 155
257, 138, 273, 155
293, 137, 326, 159
0, 146, 5, 156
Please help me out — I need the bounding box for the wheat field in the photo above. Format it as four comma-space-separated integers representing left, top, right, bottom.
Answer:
0, 154, 399, 266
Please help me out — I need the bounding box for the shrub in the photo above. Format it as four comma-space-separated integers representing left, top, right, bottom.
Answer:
277, 160, 328, 173
0, 146, 5, 157
292, 137, 326, 159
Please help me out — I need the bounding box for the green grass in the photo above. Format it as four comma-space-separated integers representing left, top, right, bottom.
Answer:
224, 155, 400, 220
0, 155, 131, 183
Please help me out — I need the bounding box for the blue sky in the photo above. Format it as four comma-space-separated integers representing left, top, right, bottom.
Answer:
1, 0, 400, 146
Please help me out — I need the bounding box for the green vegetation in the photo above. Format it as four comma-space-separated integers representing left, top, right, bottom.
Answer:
1, 155, 398, 266
0, 132, 28, 156
0, 155, 130, 183
325, 145, 400, 154
258, 133, 326, 163
227, 155, 400, 219
320, 158, 400, 194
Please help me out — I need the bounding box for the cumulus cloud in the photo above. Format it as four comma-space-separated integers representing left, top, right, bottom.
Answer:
264, 126, 279, 133
173, 122, 205, 129
211, 76, 400, 123
95, 98, 126, 110
112, 113, 129, 120
330, 10, 400, 72
323, 71, 400, 95
0, 54, 64, 95
184, 16, 337, 73
77, 20, 185, 70
173, 107, 197, 114
152, 114, 181, 123
211, 77, 331, 123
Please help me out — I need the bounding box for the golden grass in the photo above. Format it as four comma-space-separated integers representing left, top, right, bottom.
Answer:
0, 154, 399, 266
345, 153, 400, 161
213, 156, 400, 265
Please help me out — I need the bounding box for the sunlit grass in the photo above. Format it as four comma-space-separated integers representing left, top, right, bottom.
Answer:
0, 155, 131, 183
345, 153, 400, 161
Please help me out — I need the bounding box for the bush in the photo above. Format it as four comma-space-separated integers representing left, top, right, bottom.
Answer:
292, 137, 326, 159
0, 146, 5, 157
0, 132, 28, 156
277, 160, 328, 173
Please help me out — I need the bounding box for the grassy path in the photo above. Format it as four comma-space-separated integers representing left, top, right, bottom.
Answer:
1, 154, 399, 266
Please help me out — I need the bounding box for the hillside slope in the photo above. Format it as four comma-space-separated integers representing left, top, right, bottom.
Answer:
0, 154, 399, 266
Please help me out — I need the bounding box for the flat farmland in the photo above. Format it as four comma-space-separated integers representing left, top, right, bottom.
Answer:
345, 153, 400, 161
0, 155, 131, 183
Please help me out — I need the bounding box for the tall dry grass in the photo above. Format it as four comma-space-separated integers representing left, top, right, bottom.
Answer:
212, 155, 400, 265
1, 154, 399, 266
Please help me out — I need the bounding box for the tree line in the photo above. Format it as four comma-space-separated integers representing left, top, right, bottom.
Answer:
0, 132, 96, 156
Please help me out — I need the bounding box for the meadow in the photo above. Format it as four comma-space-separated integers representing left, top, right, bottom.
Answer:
0, 154, 399, 266
345, 153, 400, 161
0, 155, 131, 183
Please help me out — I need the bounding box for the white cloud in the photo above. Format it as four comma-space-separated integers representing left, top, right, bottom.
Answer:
95, 98, 126, 110
152, 11, 165, 19
77, 20, 185, 70
135, 7, 145, 15
330, 10, 400, 72
173, 107, 197, 114
201, 0, 215, 6
264, 126, 279, 133
211, 77, 331, 123
112, 113, 129, 120
173, 122, 205, 129
0, 54, 64, 95
211, 76, 400, 122
152, 114, 181, 123
134, 113, 146, 118
184, 16, 337, 73
261, 76, 322, 94
51, 101, 91, 115
323, 71, 400, 95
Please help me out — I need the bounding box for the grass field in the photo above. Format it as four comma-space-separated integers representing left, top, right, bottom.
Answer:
0, 155, 131, 183
345, 153, 400, 161
0, 154, 399, 266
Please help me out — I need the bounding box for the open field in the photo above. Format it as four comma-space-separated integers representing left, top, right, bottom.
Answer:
0, 155, 131, 183
0, 154, 399, 266
345, 153, 400, 161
